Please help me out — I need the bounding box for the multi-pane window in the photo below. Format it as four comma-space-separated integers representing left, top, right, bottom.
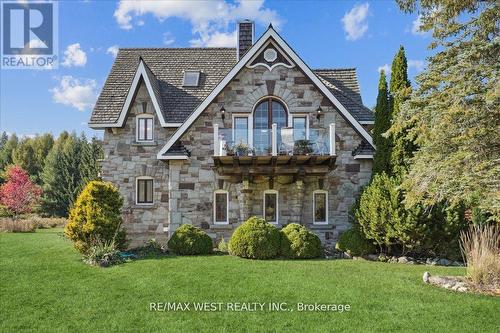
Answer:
137, 178, 153, 204
253, 98, 287, 154
137, 116, 154, 142
234, 117, 248, 145
264, 190, 278, 224
292, 116, 307, 141
214, 191, 228, 224
313, 190, 328, 224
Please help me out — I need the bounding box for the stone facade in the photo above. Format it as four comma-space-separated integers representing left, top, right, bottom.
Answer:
101, 64, 372, 248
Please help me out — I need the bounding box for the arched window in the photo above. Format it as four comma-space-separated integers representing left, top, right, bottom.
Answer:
253, 98, 288, 154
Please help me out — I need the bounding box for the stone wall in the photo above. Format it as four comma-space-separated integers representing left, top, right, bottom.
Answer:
100, 82, 171, 247
101, 65, 372, 248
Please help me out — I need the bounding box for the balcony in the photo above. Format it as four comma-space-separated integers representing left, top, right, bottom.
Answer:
212, 123, 337, 180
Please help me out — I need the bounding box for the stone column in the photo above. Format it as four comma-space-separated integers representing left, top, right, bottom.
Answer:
237, 180, 253, 222
168, 161, 182, 236
289, 180, 304, 224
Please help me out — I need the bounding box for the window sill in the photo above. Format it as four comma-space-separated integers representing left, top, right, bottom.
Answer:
132, 141, 158, 146
133, 203, 156, 209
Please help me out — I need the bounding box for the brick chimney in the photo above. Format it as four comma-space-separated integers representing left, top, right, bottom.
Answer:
237, 20, 254, 60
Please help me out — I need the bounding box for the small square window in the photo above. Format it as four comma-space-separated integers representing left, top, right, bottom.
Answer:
183, 71, 200, 87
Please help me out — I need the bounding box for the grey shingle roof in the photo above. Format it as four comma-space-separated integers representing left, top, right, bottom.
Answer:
352, 140, 375, 156
90, 50, 374, 125
313, 69, 374, 122
90, 48, 237, 124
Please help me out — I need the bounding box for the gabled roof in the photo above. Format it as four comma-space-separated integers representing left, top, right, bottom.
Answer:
314, 69, 374, 123
89, 48, 236, 126
157, 26, 375, 159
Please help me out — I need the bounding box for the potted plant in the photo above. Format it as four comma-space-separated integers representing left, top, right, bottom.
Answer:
235, 142, 250, 156
294, 139, 313, 155
224, 143, 235, 156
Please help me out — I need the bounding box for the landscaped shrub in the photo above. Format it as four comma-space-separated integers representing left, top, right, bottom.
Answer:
217, 237, 228, 254
460, 225, 500, 289
65, 181, 126, 254
228, 216, 281, 259
167, 224, 213, 255
0, 218, 36, 232
336, 227, 375, 256
134, 239, 166, 257
83, 240, 124, 267
280, 223, 322, 259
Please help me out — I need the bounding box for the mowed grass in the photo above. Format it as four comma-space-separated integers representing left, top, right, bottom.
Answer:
1, 229, 499, 333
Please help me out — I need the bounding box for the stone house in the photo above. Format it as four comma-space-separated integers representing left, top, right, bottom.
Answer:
89, 21, 375, 247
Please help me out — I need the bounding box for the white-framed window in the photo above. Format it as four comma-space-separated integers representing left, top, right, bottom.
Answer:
263, 190, 279, 224
313, 190, 328, 225
183, 70, 200, 87
136, 114, 154, 142
232, 115, 249, 145
136, 176, 154, 205
213, 190, 229, 224
292, 114, 309, 141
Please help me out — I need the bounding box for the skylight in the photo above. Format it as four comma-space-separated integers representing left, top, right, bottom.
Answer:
183, 71, 200, 87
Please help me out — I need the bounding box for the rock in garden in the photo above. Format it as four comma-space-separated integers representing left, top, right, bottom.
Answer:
437, 258, 451, 266
398, 256, 409, 264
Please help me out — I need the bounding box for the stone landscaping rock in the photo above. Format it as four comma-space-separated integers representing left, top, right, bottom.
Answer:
364, 254, 379, 261
398, 256, 409, 264
422, 272, 469, 293
437, 258, 451, 266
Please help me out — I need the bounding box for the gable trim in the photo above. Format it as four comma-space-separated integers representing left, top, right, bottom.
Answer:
157, 27, 374, 159
89, 60, 168, 129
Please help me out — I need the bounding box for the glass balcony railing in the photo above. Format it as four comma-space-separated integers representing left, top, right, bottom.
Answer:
213, 123, 336, 157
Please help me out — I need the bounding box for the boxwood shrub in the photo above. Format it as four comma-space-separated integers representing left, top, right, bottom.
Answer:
228, 216, 281, 259
280, 223, 322, 259
167, 224, 213, 255
335, 227, 375, 256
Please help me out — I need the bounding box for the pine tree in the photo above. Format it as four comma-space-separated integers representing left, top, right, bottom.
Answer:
0, 133, 18, 172
388, 46, 413, 178
395, 0, 499, 216
372, 70, 391, 175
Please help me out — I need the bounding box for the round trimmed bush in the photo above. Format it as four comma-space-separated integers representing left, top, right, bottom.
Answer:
280, 223, 322, 259
168, 224, 213, 255
228, 216, 281, 259
335, 227, 375, 256
65, 181, 126, 254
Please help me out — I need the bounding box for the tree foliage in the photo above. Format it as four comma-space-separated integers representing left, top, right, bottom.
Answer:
394, 0, 500, 217
0, 165, 42, 217
65, 180, 126, 254
373, 70, 392, 175
41, 132, 103, 217
12, 134, 54, 184
388, 46, 414, 178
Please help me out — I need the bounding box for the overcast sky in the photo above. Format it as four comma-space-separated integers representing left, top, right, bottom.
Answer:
0, 0, 430, 138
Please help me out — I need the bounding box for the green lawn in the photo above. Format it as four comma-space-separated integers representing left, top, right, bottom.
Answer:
1, 229, 498, 333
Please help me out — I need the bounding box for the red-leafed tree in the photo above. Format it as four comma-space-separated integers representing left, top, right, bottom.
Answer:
0, 165, 42, 218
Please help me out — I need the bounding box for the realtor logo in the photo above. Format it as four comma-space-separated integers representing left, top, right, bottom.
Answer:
1, 1, 58, 69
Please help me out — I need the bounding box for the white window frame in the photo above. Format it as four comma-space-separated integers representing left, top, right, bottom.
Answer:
263, 189, 279, 224
313, 190, 328, 225
291, 114, 309, 140
136, 114, 155, 142
213, 190, 229, 225
232, 114, 250, 146
182, 70, 200, 87
136, 176, 154, 206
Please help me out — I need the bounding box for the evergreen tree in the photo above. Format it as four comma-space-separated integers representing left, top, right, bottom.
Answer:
41, 132, 102, 217
388, 46, 413, 178
0, 133, 18, 172
372, 70, 391, 175
395, 0, 499, 217
0, 132, 8, 151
